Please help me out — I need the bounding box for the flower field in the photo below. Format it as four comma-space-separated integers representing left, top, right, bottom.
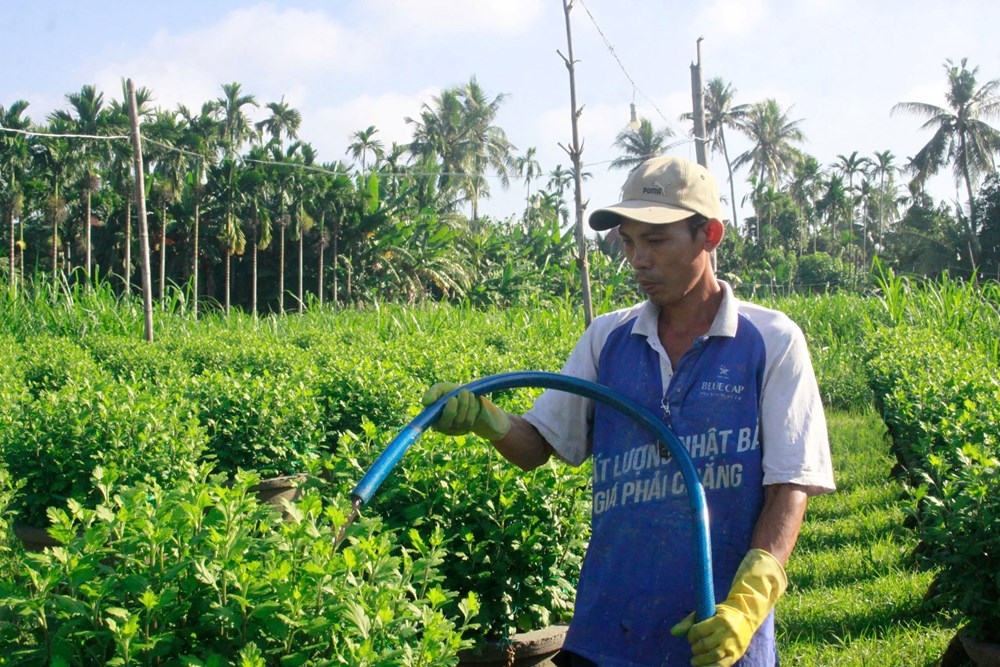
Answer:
0, 271, 997, 665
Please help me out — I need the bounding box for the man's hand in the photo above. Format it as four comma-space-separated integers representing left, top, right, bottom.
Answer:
670, 549, 788, 666
422, 382, 512, 442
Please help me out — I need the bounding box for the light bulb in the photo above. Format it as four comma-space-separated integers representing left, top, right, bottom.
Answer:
628, 103, 641, 131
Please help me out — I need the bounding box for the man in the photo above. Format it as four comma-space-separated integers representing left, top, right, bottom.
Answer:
424, 156, 835, 666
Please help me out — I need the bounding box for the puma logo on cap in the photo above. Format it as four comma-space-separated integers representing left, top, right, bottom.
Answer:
641, 180, 669, 197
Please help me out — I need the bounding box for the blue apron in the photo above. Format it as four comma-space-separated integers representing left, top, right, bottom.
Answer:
562, 314, 775, 666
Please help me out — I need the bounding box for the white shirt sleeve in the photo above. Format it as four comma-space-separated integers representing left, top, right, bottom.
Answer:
522, 328, 598, 467
758, 314, 836, 495
522, 307, 645, 467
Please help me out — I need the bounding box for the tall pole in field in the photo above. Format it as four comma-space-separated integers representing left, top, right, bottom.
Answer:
690, 37, 717, 271
559, 0, 594, 327
127, 78, 155, 343
690, 37, 708, 169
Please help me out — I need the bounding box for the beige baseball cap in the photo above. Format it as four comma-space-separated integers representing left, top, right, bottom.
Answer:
589, 156, 723, 231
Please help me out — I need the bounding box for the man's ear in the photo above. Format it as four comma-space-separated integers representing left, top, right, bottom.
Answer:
703, 219, 724, 249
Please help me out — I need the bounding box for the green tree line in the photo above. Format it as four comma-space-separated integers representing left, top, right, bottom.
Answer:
2, 60, 1000, 315
625, 58, 1000, 288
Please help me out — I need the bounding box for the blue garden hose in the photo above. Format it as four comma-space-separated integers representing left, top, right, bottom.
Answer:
349, 370, 717, 622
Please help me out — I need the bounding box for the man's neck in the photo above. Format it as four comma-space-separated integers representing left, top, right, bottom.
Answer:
657, 277, 723, 335
656, 278, 723, 368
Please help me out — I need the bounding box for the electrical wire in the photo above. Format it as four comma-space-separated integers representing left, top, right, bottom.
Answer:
0, 126, 129, 141
0, 125, 523, 182
576, 0, 672, 126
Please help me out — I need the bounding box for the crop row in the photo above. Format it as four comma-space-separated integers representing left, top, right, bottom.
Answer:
863, 319, 1000, 644
0, 304, 594, 663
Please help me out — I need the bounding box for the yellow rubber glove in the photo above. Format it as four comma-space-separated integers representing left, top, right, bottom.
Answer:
670, 548, 788, 667
421, 382, 512, 442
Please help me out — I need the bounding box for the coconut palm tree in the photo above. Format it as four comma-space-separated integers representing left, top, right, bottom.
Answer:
240, 145, 272, 316
683, 77, 750, 227
378, 141, 409, 201
857, 177, 880, 268
832, 151, 873, 267
733, 99, 806, 187
144, 109, 187, 302
547, 164, 587, 227
407, 88, 467, 200
610, 117, 674, 172
218, 82, 258, 158
346, 125, 384, 176
816, 173, 852, 249
290, 143, 319, 311
264, 140, 300, 314
833, 151, 872, 195
788, 156, 824, 254
458, 77, 514, 221
1, 100, 32, 287
32, 115, 73, 282
407, 77, 513, 220
548, 164, 573, 199
208, 157, 247, 315
891, 58, 1000, 267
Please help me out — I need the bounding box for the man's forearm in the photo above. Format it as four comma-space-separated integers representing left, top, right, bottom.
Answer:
490, 414, 553, 471
750, 483, 809, 564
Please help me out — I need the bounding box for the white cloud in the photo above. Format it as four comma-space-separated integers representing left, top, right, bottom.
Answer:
693, 0, 770, 39
85, 5, 372, 112
164, 6, 370, 78
795, 0, 849, 17
364, 0, 543, 38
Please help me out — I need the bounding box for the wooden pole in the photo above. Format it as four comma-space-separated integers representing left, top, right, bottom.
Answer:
126, 78, 155, 342
559, 0, 594, 327
690, 38, 717, 271
690, 37, 708, 168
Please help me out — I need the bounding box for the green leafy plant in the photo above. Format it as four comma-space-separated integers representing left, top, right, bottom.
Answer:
0, 376, 207, 526
185, 369, 325, 478
0, 467, 478, 665
862, 273, 1000, 644
18, 333, 108, 397
306, 351, 418, 453
328, 406, 590, 641
912, 446, 1000, 643
0, 465, 23, 585
0, 341, 27, 460
81, 332, 188, 385
168, 328, 308, 377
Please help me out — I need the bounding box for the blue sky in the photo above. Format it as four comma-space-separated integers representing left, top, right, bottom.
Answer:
5, 0, 1000, 226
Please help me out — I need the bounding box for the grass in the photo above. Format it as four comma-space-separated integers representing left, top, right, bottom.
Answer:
778, 409, 956, 666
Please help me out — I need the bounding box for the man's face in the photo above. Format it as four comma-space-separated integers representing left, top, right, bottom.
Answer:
617, 217, 710, 306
